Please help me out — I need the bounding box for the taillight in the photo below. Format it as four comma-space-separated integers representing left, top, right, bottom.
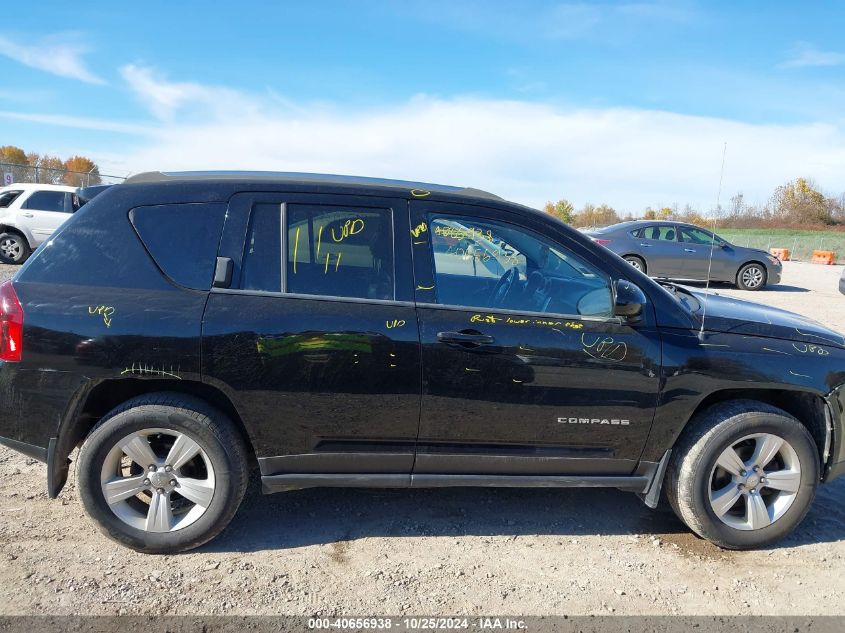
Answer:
0, 281, 23, 362
593, 239, 610, 246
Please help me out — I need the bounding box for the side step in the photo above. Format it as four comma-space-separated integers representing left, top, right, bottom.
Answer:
261, 473, 651, 494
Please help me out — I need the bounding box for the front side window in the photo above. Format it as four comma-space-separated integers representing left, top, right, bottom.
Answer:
286, 205, 394, 300
679, 226, 722, 245
0, 190, 22, 208
428, 216, 612, 317
21, 191, 66, 213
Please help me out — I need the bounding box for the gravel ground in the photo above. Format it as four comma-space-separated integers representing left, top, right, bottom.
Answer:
0, 261, 843, 617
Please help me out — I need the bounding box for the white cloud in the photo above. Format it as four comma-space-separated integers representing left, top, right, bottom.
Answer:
13, 68, 845, 213
0, 34, 104, 84
781, 42, 845, 69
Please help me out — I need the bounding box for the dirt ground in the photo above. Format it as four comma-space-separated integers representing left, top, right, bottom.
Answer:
0, 261, 843, 617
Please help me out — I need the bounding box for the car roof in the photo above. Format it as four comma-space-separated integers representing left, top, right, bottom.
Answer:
124, 170, 503, 201
0, 183, 77, 193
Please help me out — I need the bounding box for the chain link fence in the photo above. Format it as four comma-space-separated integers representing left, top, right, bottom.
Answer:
1, 162, 126, 187
718, 230, 845, 264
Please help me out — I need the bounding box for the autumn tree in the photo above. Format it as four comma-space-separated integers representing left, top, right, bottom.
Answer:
64, 155, 101, 186
26, 153, 66, 184
771, 177, 831, 225
0, 146, 32, 183
543, 199, 574, 224
572, 203, 619, 228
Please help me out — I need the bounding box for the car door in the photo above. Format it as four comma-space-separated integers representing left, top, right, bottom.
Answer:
410, 201, 661, 476
202, 192, 421, 479
635, 224, 685, 278
678, 226, 722, 280
20, 190, 73, 245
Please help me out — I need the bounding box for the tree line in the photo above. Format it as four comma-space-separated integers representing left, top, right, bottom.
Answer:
0, 145, 102, 187
544, 177, 845, 230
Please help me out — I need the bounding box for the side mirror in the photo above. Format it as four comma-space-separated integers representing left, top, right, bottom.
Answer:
613, 279, 646, 321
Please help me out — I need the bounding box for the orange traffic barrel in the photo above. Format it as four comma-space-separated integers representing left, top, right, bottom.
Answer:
811, 250, 835, 265
769, 248, 790, 261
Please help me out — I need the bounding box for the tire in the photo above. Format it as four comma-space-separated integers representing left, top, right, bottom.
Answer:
0, 232, 31, 265
665, 399, 818, 550
623, 255, 646, 274
736, 262, 767, 290
77, 393, 249, 554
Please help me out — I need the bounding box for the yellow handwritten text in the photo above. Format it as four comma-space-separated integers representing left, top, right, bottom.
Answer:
410, 222, 428, 238
331, 218, 365, 243
386, 319, 406, 329
88, 305, 115, 328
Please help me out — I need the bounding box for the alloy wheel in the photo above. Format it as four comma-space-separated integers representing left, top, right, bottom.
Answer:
741, 266, 764, 289
100, 428, 216, 533
708, 433, 801, 531
0, 237, 21, 260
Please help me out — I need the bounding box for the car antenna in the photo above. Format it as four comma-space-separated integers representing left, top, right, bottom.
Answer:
699, 142, 727, 341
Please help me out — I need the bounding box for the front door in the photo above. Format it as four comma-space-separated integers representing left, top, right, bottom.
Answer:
677, 225, 721, 280
410, 202, 661, 475
202, 192, 421, 476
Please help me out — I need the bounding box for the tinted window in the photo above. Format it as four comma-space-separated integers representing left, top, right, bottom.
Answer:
240, 203, 282, 292
0, 190, 22, 208
642, 225, 677, 241
287, 205, 394, 300
22, 191, 67, 212
130, 203, 226, 290
429, 216, 612, 317
679, 226, 721, 245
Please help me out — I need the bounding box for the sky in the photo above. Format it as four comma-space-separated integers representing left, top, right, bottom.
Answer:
1, 1, 844, 212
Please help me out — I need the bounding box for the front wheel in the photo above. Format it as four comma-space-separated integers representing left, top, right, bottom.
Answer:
665, 400, 818, 549
737, 263, 767, 290
0, 232, 31, 264
78, 393, 249, 553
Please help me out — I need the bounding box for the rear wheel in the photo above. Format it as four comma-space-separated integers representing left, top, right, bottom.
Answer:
736, 263, 766, 290
623, 255, 646, 273
0, 232, 31, 264
78, 393, 249, 553
666, 400, 818, 549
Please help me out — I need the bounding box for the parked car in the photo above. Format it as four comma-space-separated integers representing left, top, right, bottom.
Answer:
584, 221, 782, 290
0, 183, 80, 264
0, 171, 843, 554
840, 267, 845, 295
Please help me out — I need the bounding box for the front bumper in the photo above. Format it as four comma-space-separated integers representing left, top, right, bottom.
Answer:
768, 264, 782, 286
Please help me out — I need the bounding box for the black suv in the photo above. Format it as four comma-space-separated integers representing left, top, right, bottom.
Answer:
0, 171, 843, 553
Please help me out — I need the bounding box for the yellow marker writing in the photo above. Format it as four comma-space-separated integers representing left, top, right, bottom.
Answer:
410, 189, 431, 198
293, 227, 300, 274
316, 225, 323, 258
335, 251, 342, 272
416, 284, 435, 291
324, 252, 330, 274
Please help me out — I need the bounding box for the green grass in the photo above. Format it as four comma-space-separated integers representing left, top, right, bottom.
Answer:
716, 228, 845, 262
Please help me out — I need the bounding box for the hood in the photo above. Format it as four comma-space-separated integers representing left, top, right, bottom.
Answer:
688, 289, 845, 348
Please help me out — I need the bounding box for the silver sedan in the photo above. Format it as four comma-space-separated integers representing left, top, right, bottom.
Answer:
584, 221, 782, 290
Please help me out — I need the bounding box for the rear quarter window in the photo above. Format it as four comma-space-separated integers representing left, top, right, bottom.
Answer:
130, 203, 226, 290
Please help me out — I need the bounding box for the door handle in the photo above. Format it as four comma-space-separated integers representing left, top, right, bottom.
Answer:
638, 243, 651, 247
21, 213, 34, 218
437, 331, 495, 346
684, 248, 696, 253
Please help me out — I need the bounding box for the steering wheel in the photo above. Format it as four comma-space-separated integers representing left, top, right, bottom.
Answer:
490, 267, 520, 308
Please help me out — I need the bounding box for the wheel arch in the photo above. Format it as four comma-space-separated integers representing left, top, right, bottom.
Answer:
48, 378, 256, 498
621, 253, 647, 272
737, 259, 769, 282
678, 388, 829, 473
0, 223, 35, 249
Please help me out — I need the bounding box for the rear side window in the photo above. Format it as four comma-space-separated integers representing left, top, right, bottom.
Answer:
0, 190, 22, 208
286, 205, 394, 300
240, 203, 282, 292
22, 190, 67, 212
641, 225, 677, 241
130, 203, 226, 290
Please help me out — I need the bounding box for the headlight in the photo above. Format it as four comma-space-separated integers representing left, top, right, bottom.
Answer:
766, 255, 782, 266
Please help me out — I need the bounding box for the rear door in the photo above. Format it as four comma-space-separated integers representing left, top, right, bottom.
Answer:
20, 190, 73, 244
202, 192, 421, 477
636, 224, 685, 278
410, 201, 661, 476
